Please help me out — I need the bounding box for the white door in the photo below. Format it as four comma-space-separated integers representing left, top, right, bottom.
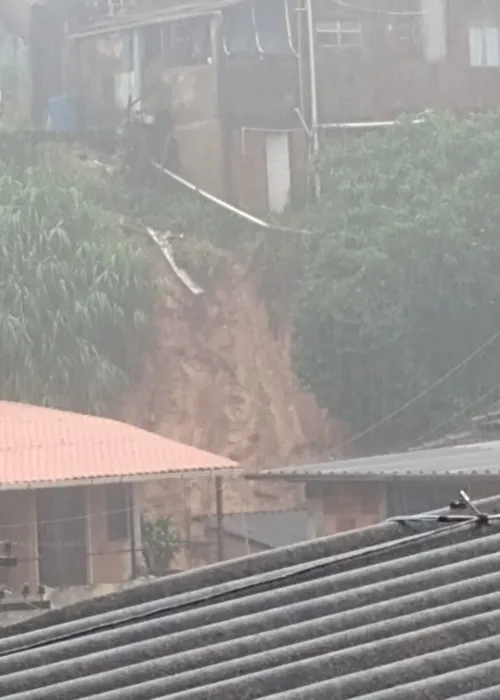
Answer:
114, 30, 142, 111
421, 0, 447, 62
265, 131, 291, 213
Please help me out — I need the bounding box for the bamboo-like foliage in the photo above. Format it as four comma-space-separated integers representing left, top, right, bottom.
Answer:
0, 157, 156, 415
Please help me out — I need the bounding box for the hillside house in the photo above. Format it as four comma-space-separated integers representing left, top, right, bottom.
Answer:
56, 0, 500, 213
0, 400, 238, 593
7, 0, 500, 213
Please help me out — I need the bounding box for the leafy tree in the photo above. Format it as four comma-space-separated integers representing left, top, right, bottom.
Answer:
293, 113, 500, 452
0, 155, 156, 415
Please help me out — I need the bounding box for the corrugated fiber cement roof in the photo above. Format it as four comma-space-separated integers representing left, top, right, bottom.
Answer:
1, 495, 500, 698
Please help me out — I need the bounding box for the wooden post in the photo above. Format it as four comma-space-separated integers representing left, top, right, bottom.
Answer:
128, 483, 138, 580
215, 476, 225, 562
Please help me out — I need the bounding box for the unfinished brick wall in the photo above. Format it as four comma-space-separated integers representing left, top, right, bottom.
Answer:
307, 481, 387, 535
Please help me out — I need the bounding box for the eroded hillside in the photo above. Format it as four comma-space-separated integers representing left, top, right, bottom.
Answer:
122, 247, 349, 566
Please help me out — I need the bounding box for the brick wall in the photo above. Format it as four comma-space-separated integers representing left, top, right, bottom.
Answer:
310, 477, 500, 537
308, 481, 386, 535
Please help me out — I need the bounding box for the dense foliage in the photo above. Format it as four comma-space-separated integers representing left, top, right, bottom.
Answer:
141, 515, 180, 572
293, 113, 500, 452
0, 156, 156, 415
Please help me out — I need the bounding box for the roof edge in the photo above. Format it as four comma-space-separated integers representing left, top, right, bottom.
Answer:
245, 471, 499, 482
0, 468, 241, 491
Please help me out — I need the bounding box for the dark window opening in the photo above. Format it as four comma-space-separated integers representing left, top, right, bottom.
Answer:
142, 25, 164, 67
106, 484, 130, 541
166, 18, 211, 65
37, 487, 88, 587
222, 3, 260, 57
254, 0, 295, 56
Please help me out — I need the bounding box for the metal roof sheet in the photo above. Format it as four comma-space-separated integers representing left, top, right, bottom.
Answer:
248, 440, 500, 481
69, 0, 247, 40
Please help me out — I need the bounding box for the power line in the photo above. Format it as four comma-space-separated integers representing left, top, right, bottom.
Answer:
331, 327, 500, 455
0, 517, 474, 658
0, 485, 234, 532
404, 386, 500, 451
0, 503, 142, 531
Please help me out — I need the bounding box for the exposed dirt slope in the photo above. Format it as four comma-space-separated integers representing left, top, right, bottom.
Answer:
123, 250, 349, 566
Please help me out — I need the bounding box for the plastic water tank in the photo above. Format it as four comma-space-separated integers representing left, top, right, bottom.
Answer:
47, 94, 77, 133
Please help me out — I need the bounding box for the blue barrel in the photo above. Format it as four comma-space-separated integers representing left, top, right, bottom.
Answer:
47, 94, 77, 133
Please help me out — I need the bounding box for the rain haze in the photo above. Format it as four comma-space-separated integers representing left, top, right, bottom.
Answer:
0, 0, 499, 697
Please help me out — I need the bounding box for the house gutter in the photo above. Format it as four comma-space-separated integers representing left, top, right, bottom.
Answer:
152, 162, 313, 235
320, 115, 431, 130
0, 469, 242, 491
305, 0, 319, 160
245, 472, 500, 483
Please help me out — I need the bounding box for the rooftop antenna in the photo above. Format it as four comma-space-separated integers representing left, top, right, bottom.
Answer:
388, 489, 495, 527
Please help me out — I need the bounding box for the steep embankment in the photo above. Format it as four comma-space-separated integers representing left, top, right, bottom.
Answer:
122, 246, 348, 566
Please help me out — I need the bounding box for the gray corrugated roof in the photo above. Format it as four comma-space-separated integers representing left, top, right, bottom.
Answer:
247, 439, 500, 481
0, 496, 500, 698
199, 509, 309, 548
69, 0, 247, 40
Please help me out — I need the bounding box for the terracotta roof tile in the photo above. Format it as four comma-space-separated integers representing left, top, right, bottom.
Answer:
0, 401, 238, 487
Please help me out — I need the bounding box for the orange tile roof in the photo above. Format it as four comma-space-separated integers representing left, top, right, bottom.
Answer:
0, 401, 238, 488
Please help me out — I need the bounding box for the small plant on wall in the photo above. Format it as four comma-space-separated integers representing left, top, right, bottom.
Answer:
141, 515, 180, 573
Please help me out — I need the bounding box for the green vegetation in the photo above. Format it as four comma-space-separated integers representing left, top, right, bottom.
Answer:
0, 154, 157, 415
141, 515, 180, 572
292, 113, 500, 452
5, 111, 498, 455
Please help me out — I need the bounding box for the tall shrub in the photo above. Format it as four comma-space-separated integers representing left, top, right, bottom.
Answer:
293, 113, 500, 452
0, 158, 156, 415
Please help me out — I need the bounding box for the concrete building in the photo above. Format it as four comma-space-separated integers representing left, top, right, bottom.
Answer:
0, 400, 237, 592
46, 0, 500, 214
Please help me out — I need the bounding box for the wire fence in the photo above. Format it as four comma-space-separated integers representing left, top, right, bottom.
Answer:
0, 476, 255, 581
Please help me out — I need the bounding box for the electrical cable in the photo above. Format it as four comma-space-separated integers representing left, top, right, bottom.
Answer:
0, 503, 154, 532
404, 385, 500, 451
330, 327, 500, 455
0, 474, 236, 532
0, 517, 480, 658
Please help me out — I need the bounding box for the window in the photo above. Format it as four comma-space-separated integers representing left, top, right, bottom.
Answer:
106, 484, 130, 541
316, 20, 362, 48
469, 23, 500, 67
387, 16, 421, 45
222, 3, 260, 56
167, 18, 211, 65
254, 0, 295, 56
